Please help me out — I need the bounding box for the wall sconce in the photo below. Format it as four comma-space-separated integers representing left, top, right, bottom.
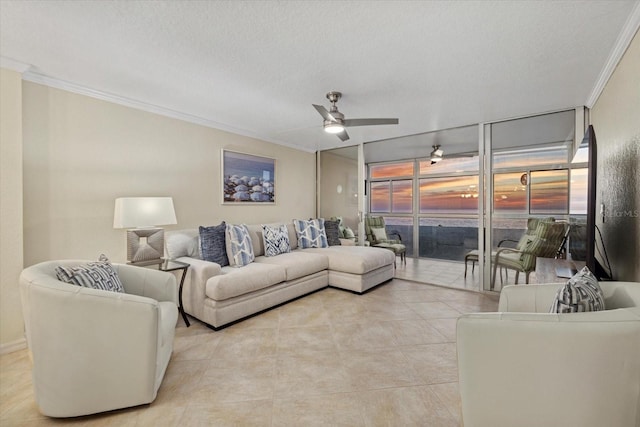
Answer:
113, 197, 177, 264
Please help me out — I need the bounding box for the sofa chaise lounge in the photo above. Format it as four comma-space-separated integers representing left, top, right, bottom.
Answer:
166, 222, 396, 329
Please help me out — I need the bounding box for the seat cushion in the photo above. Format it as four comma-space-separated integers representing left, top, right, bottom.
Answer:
205, 263, 286, 301
254, 251, 329, 281
373, 242, 406, 255
303, 246, 394, 275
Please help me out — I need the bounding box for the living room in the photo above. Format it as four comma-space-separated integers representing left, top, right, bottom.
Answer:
1, 1, 639, 425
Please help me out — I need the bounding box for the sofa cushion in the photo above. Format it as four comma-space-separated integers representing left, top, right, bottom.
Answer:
225, 224, 255, 267
324, 220, 342, 246
303, 246, 395, 275
205, 263, 286, 301
55, 254, 125, 293
199, 222, 229, 266
262, 224, 291, 257
255, 251, 329, 281
294, 218, 328, 249
550, 266, 606, 313
165, 229, 201, 259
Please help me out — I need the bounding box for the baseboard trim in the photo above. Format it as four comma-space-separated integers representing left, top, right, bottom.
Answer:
0, 337, 27, 355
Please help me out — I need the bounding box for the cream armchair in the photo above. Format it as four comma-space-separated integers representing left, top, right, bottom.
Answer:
457, 281, 640, 427
19, 260, 179, 418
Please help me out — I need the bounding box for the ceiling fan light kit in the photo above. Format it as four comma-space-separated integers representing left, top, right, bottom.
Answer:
430, 145, 444, 164
313, 91, 399, 142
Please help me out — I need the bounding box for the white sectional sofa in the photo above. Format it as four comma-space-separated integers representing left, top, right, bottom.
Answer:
166, 222, 395, 329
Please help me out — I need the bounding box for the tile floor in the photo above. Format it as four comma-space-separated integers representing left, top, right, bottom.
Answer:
0, 261, 500, 426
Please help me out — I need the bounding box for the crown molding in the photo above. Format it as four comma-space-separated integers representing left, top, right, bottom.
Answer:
586, 1, 640, 108
0, 56, 32, 73
19, 70, 316, 153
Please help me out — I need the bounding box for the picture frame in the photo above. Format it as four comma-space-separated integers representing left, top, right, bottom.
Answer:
222, 150, 276, 204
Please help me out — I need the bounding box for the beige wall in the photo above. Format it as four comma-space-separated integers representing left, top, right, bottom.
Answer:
319, 150, 359, 230
0, 68, 25, 351
21, 82, 316, 266
590, 30, 640, 281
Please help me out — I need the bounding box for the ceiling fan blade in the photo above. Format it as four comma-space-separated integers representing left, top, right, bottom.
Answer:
312, 104, 337, 122
336, 129, 350, 142
344, 118, 399, 127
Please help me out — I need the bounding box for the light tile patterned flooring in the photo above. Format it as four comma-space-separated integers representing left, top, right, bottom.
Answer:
0, 260, 499, 426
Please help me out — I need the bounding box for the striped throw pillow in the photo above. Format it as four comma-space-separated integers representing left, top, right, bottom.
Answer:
226, 224, 255, 267
293, 219, 328, 249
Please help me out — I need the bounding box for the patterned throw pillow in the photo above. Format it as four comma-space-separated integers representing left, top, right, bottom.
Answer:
550, 266, 605, 313
262, 224, 291, 257
55, 254, 125, 293
226, 224, 255, 267
324, 220, 342, 246
293, 219, 328, 249
200, 222, 229, 266
343, 226, 356, 240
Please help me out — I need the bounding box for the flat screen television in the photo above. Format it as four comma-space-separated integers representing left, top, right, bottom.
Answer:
582, 125, 610, 280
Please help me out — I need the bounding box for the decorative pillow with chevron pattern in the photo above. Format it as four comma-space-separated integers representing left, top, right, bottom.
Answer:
225, 224, 255, 267
293, 218, 328, 249
55, 254, 125, 293
262, 224, 291, 257
549, 266, 605, 313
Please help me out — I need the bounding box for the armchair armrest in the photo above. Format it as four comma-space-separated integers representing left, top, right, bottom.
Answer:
497, 238, 518, 247
498, 283, 564, 312
115, 264, 178, 304
387, 229, 403, 242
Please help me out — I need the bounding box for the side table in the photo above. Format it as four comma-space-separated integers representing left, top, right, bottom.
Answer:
158, 259, 191, 327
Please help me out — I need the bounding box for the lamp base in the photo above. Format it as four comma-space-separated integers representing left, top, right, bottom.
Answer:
127, 228, 165, 263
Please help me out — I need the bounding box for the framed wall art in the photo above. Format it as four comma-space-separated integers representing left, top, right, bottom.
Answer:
222, 150, 276, 204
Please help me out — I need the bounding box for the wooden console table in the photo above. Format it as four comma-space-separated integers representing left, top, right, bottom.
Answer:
535, 257, 586, 284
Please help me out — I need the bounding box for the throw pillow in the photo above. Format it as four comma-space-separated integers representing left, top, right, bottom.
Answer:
293, 218, 328, 249
55, 254, 125, 293
371, 226, 388, 242
226, 224, 255, 267
549, 266, 605, 313
262, 224, 291, 257
199, 222, 229, 266
343, 226, 356, 240
324, 220, 342, 246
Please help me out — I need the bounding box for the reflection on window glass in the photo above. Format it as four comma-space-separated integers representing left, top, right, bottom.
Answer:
383, 216, 414, 257
370, 181, 390, 212
370, 161, 414, 179
392, 180, 413, 213
419, 156, 479, 175
493, 146, 568, 169
572, 145, 589, 164
420, 176, 479, 213
418, 217, 478, 260
493, 172, 527, 213
570, 168, 588, 214
530, 170, 568, 214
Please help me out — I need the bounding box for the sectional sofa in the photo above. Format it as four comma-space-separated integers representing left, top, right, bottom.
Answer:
165, 222, 396, 329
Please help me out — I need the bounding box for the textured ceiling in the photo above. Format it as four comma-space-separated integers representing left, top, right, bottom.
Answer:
1, 1, 637, 153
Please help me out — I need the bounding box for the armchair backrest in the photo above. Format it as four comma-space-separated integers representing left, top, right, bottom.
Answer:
364, 215, 386, 244
516, 219, 567, 271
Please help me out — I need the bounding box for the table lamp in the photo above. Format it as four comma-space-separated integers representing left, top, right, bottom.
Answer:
113, 197, 177, 264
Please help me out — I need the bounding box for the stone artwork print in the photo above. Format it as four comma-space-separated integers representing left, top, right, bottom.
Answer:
222, 150, 275, 203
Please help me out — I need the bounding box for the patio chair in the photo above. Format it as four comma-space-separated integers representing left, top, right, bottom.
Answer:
364, 215, 406, 265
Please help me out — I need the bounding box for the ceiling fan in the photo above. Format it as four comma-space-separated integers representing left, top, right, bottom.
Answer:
312, 91, 399, 142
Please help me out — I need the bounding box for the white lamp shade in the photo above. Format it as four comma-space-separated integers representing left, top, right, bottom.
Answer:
113, 197, 177, 229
